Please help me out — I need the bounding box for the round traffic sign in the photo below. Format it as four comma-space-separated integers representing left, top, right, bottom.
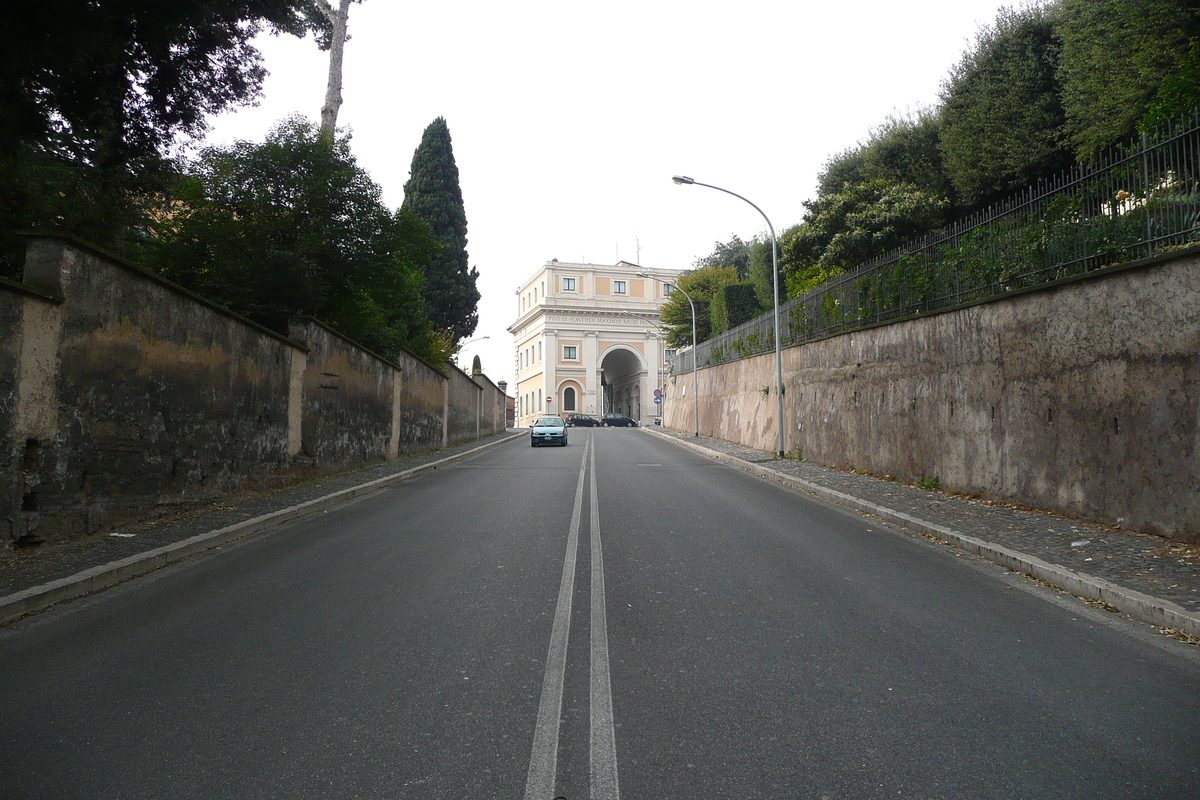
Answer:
653, 388, 662, 398
654, 397, 662, 404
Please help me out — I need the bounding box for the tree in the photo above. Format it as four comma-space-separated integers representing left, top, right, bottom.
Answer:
400, 118, 480, 341
145, 116, 438, 361
1057, 0, 1200, 159
781, 180, 947, 295
818, 110, 952, 203
659, 265, 738, 347
747, 235, 780, 312
710, 283, 760, 335
694, 234, 752, 278
939, 4, 1072, 207
316, 0, 356, 141
0, 0, 324, 274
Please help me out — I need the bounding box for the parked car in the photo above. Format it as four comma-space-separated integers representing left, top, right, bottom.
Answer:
565, 413, 600, 427
601, 413, 638, 427
530, 415, 568, 447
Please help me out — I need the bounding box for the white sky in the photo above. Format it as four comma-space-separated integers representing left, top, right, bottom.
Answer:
203, 0, 1007, 387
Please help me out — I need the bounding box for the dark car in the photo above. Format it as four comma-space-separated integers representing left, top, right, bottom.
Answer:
530, 415, 568, 447
565, 413, 600, 427
601, 413, 637, 427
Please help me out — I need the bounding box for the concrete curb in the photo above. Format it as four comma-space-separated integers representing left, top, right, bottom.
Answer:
643, 427, 1200, 639
0, 432, 527, 626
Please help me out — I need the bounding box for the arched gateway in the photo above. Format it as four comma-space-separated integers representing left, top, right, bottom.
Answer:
508, 260, 683, 426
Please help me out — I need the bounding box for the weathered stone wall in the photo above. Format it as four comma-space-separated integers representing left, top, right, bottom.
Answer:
663, 247, 1200, 540
0, 280, 28, 543
288, 317, 397, 471
0, 236, 506, 547
393, 347, 445, 455
445, 365, 481, 446
473, 373, 507, 436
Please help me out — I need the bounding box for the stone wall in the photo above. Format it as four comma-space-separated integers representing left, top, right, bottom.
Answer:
662, 246, 1200, 541
0, 236, 507, 547
445, 365, 482, 446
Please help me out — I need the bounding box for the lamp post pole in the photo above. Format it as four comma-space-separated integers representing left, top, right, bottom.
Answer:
672, 176, 785, 458
638, 273, 698, 437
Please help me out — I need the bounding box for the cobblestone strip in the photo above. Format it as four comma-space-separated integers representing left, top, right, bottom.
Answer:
0, 431, 527, 625
643, 427, 1200, 639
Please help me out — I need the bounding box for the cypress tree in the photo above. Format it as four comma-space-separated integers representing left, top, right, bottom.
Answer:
400, 117, 480, 339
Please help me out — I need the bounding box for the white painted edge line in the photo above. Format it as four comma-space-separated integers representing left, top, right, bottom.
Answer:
0, 432, 528, 625
642, 427, 1200, 640
589, 439, 620, 800
524, 435, 590, 800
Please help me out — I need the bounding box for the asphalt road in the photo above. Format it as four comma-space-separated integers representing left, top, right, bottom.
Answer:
1, 429, 1198, 799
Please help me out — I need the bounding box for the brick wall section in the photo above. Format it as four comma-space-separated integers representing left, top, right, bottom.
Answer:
663, 247, 1200, 541
0, 236, 506, 546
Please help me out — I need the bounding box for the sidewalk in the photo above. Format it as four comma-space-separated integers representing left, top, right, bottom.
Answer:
0, 430, 527, 624
644, 426, 1200, 640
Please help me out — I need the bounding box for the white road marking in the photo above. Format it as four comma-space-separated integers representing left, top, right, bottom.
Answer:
589, 442, 621, 799
523, 436, 590, 800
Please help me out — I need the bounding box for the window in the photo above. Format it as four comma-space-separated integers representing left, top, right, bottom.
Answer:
563, 387, 577, 411
664, 283, 675, 295
538, 341, 542, 362
534, 287, 538, 303
562, 277, 576, 292
665, 348, 677, 361
563, 345, 577, 360
613, 280, 627, 294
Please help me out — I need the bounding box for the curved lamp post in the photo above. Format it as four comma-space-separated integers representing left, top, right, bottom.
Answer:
638, 273, 698, 437
672, 176, 785, 458
455, 335, 490, 370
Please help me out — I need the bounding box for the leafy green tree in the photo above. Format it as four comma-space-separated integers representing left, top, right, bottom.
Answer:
1058, 0, 1200, 158
747, 235, 780, 311
781, 179, 947, 294
818, 110, 952, 203
659, 265, 738, 347
0, 1, 323, 275
145, 116, 438, 361
939, 4, 1072, 207
694, 234, 752, 278
710, 283, 760, 335
400, 117, 480, 341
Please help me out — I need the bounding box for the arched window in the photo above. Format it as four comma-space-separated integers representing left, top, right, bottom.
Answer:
563, 387, 577, 411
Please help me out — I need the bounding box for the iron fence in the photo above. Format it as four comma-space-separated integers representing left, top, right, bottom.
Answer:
673, 110, 1200, 375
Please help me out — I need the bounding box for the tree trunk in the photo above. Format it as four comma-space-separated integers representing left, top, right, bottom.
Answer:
318, 0, 352, 141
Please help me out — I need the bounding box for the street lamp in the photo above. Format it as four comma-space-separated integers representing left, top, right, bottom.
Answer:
455, 335, 490, 371
672, 176, 785, 458
638, 272, 699, 437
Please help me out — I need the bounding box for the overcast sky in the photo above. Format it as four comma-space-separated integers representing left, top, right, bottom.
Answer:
203, 0, 1008, 387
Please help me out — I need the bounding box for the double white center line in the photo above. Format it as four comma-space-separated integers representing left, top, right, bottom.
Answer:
524, 436, 620, 800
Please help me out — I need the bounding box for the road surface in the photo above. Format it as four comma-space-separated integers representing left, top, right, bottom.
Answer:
1, 429, 1198, 798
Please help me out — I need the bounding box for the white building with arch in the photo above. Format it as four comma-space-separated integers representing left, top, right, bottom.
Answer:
508, 260, 683, 426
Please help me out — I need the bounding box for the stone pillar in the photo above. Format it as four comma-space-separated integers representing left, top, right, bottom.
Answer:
583, 330, 600, 415
643, 332, 660, 424
543, 329, 558, 416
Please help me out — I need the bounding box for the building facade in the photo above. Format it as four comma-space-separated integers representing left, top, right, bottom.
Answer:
508, 260, 683, 426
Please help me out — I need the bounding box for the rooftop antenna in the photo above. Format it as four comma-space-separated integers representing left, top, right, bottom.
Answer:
636, 236, 641, 265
